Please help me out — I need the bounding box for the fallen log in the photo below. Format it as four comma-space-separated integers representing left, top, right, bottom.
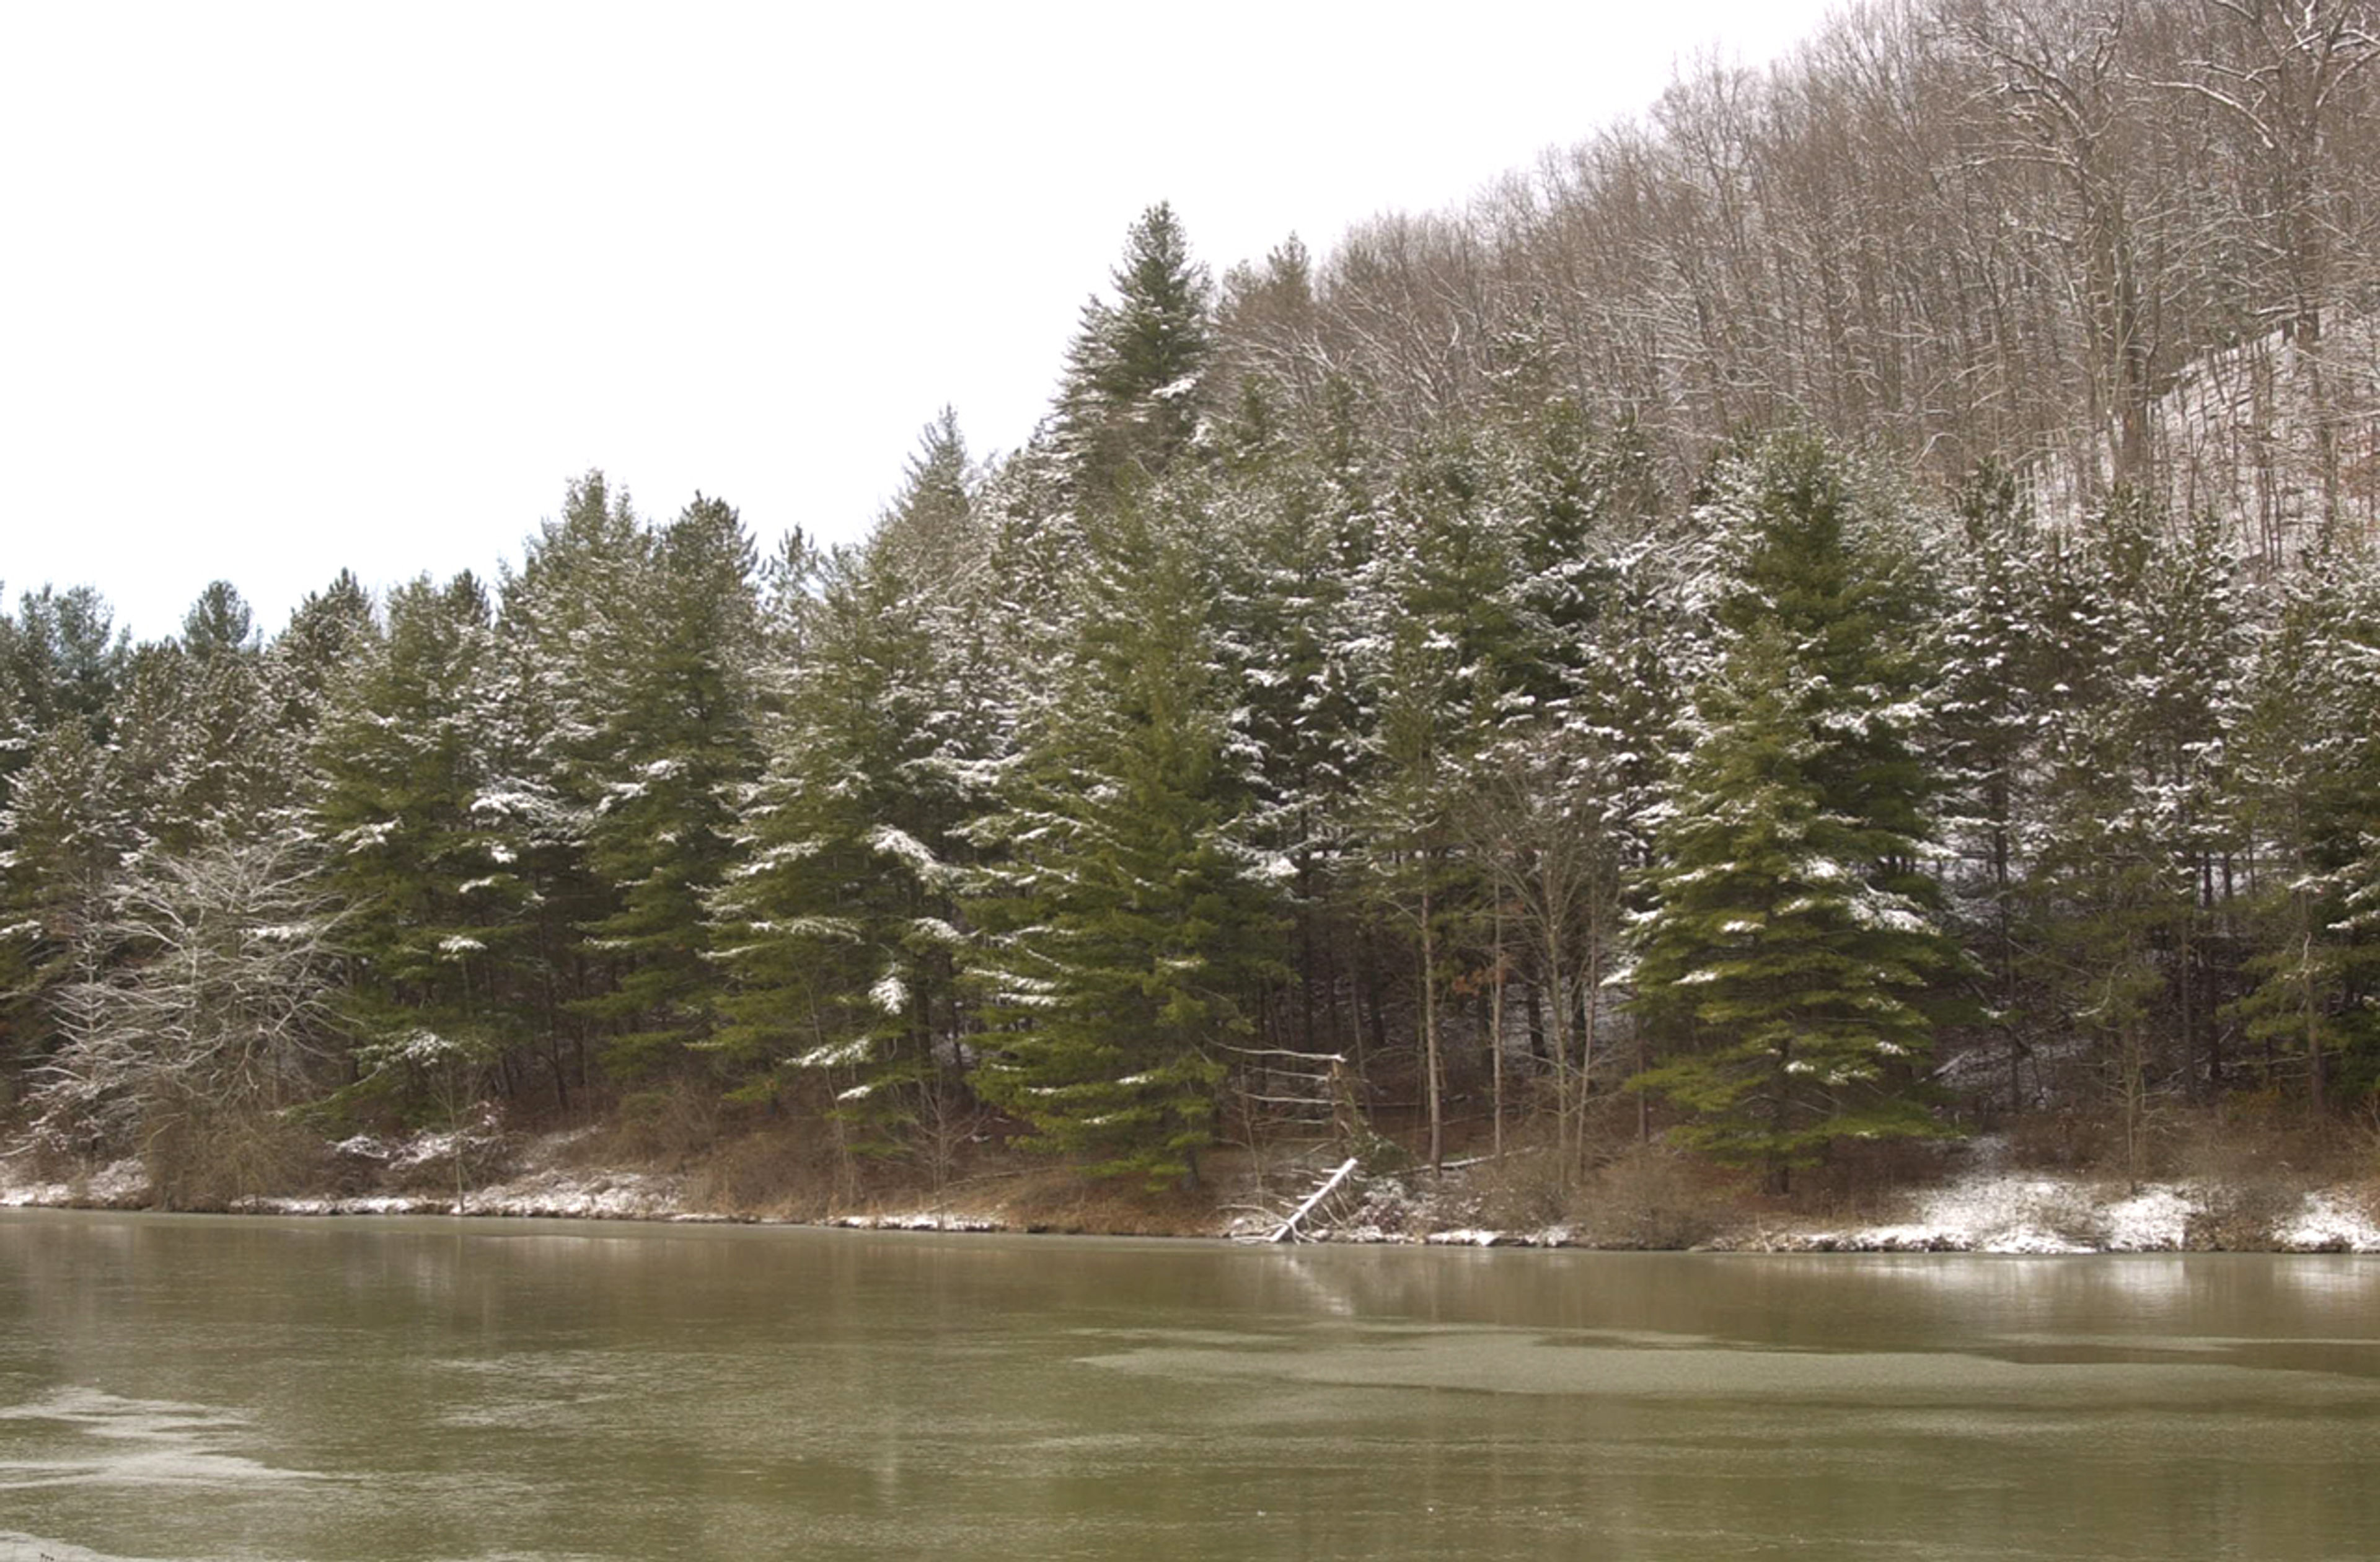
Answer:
1267, 1157, 1360, 1243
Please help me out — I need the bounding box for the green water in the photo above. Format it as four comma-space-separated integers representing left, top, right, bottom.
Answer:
3, 1211, 2378, 1560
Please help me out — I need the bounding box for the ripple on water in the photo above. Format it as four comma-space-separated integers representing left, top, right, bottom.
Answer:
0, 1387, 323, 1491
1077, 1326, 2380, 1405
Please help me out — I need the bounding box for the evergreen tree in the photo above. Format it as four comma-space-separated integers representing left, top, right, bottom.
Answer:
180, 580, 258, 663
2231, 547, 2380, 1110
1204, 421, 1377, 1064
1056, 202, 1215, 506
266, 571, 377, 741
571, 495, 762, 1077
971, 490, 1283, 1186
312, 573, 532, 1112
1, 585, 127, 764
113, 582, 282, 852
492, 472, 653, 1099
1931, 465, 2044, 1110
713, 420, 1003, 1148
1629, 437, 1960, 1188
1346, 433, 1528, 1166
0, 721, 134, 1074
2012, 496, 2246, 1157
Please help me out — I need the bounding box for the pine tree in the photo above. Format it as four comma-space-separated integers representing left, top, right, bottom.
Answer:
110, 582, 282, 853
1204, 422, 1376, 1066
571, 495, 762, 1077
265, 571, 377, 742
1932, 465, 2043, 1111
312, 573, 533, 1113
180, 580, 258, 663
2012, 496, 2246, 1157
1629, 437, 1960, 1188
2231, 546, 2380, 1110
1056, 202, 1215, 507
0, 721, 135, 1075
491, 472, 653, 1100
970, 489, 1283, 1187
2, 586, 127, 751
713, 419, 1003, 1149
1346, 433, 1529, 1167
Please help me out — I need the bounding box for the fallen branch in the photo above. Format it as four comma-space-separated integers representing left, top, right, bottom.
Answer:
1267, 1157, 1360, 1243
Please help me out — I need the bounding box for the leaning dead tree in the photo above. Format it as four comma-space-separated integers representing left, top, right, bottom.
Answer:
1266, 1156, 1361, 1243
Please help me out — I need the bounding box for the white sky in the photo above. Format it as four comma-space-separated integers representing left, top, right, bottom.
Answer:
1, 1, 1839, 643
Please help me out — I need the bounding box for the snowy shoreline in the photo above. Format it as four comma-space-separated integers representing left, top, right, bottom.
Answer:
6, 1132, 2377, 1253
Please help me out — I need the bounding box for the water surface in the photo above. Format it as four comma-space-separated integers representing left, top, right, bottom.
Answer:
4, 1211, 2377, 1559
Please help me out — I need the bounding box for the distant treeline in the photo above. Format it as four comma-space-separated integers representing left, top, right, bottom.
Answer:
7, 0, 2380, 1196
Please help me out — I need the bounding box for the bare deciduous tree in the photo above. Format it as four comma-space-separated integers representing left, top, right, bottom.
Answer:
34, 832, 342, 1162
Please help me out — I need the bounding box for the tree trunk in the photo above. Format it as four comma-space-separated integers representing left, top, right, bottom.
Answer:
1420, 876, 1442, 1174
1490, 899, 1507, 1165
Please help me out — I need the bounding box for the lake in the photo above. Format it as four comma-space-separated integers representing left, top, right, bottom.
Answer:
3, 1211, 2377, 1560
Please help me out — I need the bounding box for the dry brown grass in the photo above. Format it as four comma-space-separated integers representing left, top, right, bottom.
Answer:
992, 1160, 1226, 1237
2153, 1098, 2343, 1246
1786, 1136, 1962, 1222
682, 1127, 849, 1219
143, 1108, 329, 1211
2003, 1108, 2122, 1172
1563, 1142, 1743, 1249
604, 1081, 728, 1165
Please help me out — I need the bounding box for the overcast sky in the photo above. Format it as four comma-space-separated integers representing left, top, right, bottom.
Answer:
1, 1, 1840, 643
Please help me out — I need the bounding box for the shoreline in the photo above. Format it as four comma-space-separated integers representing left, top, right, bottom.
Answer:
7, 1132, 2378, 1255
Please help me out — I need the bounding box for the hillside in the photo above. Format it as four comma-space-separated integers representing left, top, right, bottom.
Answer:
5, 0, 2380, 1231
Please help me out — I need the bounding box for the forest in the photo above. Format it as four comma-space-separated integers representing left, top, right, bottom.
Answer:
5, 0, 2380, 1216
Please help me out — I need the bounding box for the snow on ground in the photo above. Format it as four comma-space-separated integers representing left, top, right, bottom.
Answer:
4, 1127, 2375, 1252
231, 1168, 695, 1221
2101, 1186, 2202, 1251
832, 1211, 1004, 1232
1801, 1166, 2212, 1253
0, 1156, 147, 1210
2276, 1191, 2380, 1253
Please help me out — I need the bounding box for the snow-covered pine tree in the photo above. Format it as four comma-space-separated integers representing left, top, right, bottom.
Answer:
2231, 544, 2380, 1111
1930, 464, 2044, 1110
0, 582, 136, 1073
1055, 202, 1215, 509
263, 571, 377, 762
2128, 510, 2248, 1098
1629, 435, 1960, 1189
968, 485, 1283, 1188
107, 583, 283, 856
311, 573, 535, 1110
1, 586, 126, 760
1201, 402, 1380, 1066
1345, 432, 1539, 1166
2017, 495, 2245, 1152
571, 495, 764, 1079
711, 417, 1004, 1150
490, 472, 654, 1101
0, 721, 134, 1077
